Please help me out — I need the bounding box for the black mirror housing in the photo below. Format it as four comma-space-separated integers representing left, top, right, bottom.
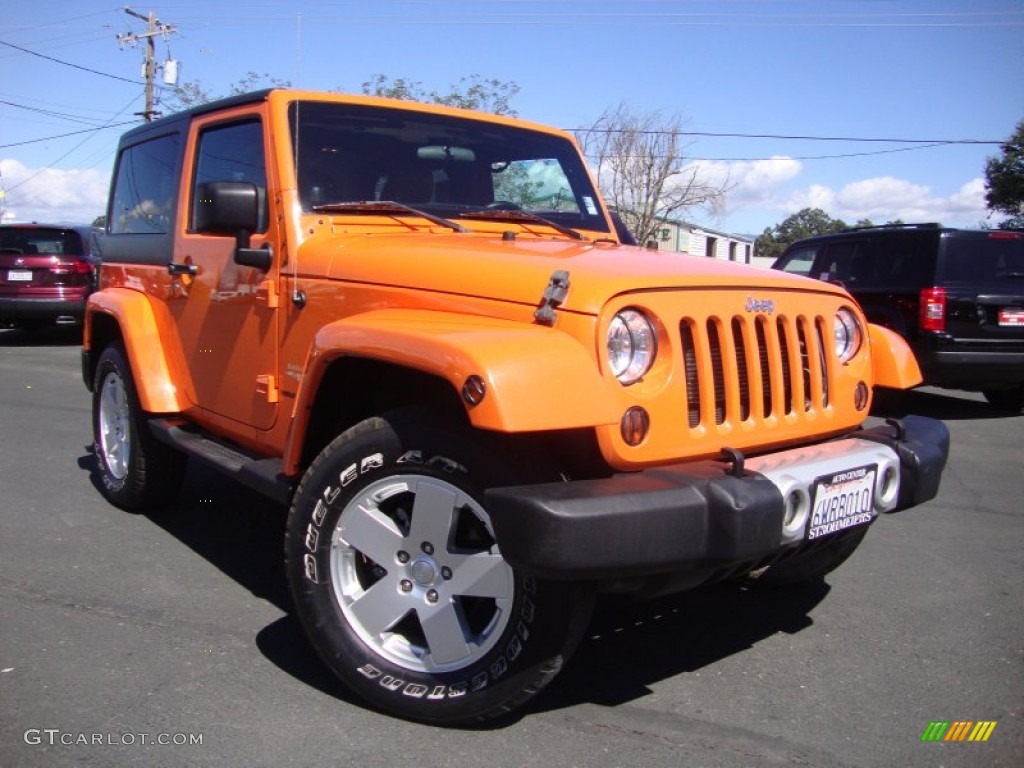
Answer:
194, 181, 259, 234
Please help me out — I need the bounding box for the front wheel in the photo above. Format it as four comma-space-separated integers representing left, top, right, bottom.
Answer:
285, 414, 592, 725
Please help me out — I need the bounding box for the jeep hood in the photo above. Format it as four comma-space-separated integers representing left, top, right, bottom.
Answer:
300, 230, 843, 315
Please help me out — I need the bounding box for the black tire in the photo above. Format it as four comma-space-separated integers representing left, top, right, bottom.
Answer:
285, 412, 593, 725
983, 385, 1024, 413
92, 343, 186, 510
752, 527, 870, 587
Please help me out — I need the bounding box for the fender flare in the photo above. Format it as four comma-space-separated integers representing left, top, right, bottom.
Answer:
85, 289, 188, 413
868, 323, 922, 390
284, 309, 619, 470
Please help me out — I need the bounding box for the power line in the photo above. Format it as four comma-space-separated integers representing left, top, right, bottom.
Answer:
3, 94, 141, 200
0, 39, 138, 84
0, 122, 139, 149
0, 99, 117, 127
571, 127, 1003, 145
686, 142, 960, 163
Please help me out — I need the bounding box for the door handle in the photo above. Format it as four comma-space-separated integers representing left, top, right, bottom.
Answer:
167, 262, 198, 276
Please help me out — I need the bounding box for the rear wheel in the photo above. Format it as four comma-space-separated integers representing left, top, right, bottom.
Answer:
285, 412, 593, 725
983, 385, 1024, 413
92, 344, 186, 510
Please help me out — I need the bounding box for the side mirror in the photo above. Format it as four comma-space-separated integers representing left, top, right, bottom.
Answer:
194, 181, 272, 271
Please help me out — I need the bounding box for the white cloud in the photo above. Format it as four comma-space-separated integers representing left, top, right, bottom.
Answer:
690, 156, 803, 211
0, 159, 109, 224
781, 176, 990, 227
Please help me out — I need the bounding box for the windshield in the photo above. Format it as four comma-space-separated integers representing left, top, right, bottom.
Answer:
288, 101, 610, 235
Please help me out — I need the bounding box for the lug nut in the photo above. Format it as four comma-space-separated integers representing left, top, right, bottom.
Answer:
397, 550, 410, 564
426, 589, 439, 604
441, 567, 452, 580
400, 579, 413, 593
421, 542, 434, 555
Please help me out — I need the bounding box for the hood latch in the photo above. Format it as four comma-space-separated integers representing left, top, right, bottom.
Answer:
534, 270, 570, 327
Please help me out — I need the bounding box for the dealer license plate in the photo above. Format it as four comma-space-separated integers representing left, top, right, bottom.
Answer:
998, 308, 1024, 327
7, 269, 32, 282
808, 464, 877, 540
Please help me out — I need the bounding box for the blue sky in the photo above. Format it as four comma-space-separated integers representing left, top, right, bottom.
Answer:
1, 0, 1022, 236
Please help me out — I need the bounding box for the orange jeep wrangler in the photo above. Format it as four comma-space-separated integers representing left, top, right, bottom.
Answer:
82, 89, 949, 725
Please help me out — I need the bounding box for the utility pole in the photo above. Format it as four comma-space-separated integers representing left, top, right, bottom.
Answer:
117, 8, 177, 122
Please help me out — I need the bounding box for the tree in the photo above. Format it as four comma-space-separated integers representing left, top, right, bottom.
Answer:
985, 118, 1024, 229
359, 74, 520, 116
755, 208, 850, 261
575, 103, 727, 246
162, 71, 291, 112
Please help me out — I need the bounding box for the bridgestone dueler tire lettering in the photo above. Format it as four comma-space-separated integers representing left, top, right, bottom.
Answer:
284, 412, 593, 725
91, 343, 186, 511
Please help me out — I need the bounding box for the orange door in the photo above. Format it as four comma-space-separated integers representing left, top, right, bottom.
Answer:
168, 110, 280, 432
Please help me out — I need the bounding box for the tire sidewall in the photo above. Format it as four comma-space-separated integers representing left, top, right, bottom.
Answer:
92, 345, 137, 501
286, 415, 587, 724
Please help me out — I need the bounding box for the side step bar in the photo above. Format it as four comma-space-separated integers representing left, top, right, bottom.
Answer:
149, 418, 294, 505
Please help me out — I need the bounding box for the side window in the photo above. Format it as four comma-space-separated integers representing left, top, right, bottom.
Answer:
109, 133, 180, 234
191, 120, 268, 232
818, 240, 871, 284
776, 245, 818, 275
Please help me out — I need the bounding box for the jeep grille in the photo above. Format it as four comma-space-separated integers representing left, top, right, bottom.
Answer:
680, 314, 830, 428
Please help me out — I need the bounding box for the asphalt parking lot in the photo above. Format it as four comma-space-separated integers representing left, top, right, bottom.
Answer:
1, 325, 1021, 767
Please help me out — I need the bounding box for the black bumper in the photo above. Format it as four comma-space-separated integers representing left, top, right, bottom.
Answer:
919, 349, 1024, 388
485, 416, 949, 581
0, 296, 86, 321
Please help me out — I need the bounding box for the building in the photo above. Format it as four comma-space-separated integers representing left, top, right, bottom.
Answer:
646, 217, 756, 264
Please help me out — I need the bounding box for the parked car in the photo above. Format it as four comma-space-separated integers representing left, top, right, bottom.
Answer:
772, 224, 1024, 411
0, 223, 99, 330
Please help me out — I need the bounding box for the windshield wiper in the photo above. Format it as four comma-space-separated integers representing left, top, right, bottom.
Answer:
458, 209, 586, 241
312, 201, 469, 233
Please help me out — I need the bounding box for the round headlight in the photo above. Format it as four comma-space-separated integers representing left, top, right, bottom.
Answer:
607, 309, 657, 385
833, 307, 864, 363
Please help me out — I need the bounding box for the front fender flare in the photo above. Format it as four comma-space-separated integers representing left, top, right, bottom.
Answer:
285, 309, 619, 469
85, 290, 187, 413
868, 323, 922, 390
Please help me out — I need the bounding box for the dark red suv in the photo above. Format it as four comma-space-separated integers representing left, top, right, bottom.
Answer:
0, 224, 98, 330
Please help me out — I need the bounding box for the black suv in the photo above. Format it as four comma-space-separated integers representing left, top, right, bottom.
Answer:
773, 224, 1024, 411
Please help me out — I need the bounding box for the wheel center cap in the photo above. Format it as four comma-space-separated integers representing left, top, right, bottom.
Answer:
409, 558, 437, 586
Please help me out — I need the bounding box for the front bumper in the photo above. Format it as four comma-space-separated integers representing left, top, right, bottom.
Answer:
486, 415, 949, 581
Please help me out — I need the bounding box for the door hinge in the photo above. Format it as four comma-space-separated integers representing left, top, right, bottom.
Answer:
256, 374, 279, 404
256, 278, 279, 309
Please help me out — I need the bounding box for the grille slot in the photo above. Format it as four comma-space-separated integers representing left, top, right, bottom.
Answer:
679, 313, 829, 428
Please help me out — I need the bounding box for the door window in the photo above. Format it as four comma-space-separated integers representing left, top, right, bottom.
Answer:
190, 120, 268, 232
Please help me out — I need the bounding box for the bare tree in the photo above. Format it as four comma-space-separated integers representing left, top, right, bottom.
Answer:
576, 103, 728, 246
